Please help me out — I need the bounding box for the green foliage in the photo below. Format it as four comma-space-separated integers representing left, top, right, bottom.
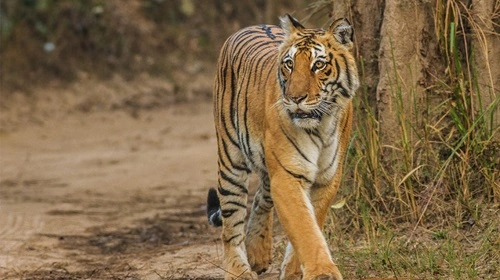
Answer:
0, 0, 221, 90
1, 0, 147, 86
1, 0, 313, 91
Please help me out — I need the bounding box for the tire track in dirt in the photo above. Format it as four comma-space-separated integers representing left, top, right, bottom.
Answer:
0, 210, 45, 266
0, 212, 44, 245
0, 102, 235, 279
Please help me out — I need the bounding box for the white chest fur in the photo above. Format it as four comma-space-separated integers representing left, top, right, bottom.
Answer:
283, 110, 343, 186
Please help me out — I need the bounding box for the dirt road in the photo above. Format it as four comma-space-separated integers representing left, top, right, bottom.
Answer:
0, 101, 273, 279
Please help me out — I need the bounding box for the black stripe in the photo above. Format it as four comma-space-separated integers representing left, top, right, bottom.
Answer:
227, 201, 247, 208
234, 37, 279, 77
253, 47, 277, 87
272, 151, 312, 184
241, 79, 253, 162
263, 194, 273, 202
308, 128, 325, 146
220, 107, 240, 148
257, 199, 273, 212
218, 186, 238, 196
220, 171, 248, 194
334, 60, 341, 84
220, 138, 249, 172
319, 148, 339, 174
339, 53, 352, 89
233, 220, 245, 227
221, 209, 238, 218
229, 33, 263, 137
237, 41, 280, 166
321, 114, 350, 174
216, 48, 240, 148
260, 25, 276, 40
324, 123, 339, 148
233, 42, 277, 165
218, 158, 249, 178
218, 156, 236, 178
225, 233, 241, 243
232, 34, 270, 74
279, 122, 314, 164
339, 85, 351, 98
229, 68, 239, 133
307, 132, 322, 150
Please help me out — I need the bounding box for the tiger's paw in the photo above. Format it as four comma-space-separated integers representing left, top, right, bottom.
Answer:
245, 236, 273, 274
222, 249, 258, 280
302, 264, 343, 280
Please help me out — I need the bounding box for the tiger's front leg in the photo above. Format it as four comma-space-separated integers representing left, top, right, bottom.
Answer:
280, 176, 344, 280
268, 168, 342, 280
217, 167, 258, 280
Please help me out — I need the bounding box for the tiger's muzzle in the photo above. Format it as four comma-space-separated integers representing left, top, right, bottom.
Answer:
288, 109, 322, 120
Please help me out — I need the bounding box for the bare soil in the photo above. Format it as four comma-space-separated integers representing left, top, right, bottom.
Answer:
0, 79, 282, 279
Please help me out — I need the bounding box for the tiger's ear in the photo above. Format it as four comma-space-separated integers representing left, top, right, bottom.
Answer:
330, 18, 354, 50
280, 14, 305, 36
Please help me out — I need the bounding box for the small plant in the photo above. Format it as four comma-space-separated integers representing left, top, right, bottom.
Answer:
432, 230, 447, 240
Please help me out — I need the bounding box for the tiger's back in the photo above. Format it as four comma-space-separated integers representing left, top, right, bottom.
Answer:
213, 24, 285, 174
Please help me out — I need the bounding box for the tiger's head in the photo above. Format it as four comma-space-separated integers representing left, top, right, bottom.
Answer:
277, 14, 359, 129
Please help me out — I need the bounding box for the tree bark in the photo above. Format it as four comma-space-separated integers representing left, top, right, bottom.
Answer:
471, 0, 500, 124
331, 0, 499, 144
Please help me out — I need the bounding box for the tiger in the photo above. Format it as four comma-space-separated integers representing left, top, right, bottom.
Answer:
206, 14, 359, 280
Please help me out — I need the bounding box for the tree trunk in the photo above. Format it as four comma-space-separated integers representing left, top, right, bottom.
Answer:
471, 0, 500, 122
331, 0, 499, 145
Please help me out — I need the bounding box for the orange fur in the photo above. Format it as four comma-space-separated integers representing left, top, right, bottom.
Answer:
209, 15, 359, 280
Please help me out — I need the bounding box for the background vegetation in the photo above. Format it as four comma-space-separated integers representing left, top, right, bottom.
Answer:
0, 0, 324, 91
1, 0, 499, 279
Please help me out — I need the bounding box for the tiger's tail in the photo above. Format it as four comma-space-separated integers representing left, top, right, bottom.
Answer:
207, 188, 222, 227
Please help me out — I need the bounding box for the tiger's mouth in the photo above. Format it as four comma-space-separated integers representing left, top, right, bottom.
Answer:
288, 109, 322, 120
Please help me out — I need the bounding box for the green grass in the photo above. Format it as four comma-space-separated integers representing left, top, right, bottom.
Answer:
326, 207, 500, 279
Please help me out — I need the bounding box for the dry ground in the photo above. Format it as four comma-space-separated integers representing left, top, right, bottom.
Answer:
0, 77, 284, 279
0, 101, 233, 279
2, 78, 496, 280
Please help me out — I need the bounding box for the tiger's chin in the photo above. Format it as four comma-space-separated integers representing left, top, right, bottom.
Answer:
288, 110, 322, 129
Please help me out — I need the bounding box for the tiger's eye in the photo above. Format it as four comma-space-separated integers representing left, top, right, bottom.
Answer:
284, 59, 293, 69
314, 60, 325, 70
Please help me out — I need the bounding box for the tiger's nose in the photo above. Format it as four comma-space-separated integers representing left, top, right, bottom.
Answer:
289, 94, 307, 104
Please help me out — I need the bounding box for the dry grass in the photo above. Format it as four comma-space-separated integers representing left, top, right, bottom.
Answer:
323, 0, 500, 279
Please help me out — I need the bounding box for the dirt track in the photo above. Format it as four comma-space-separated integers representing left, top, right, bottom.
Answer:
0, 101, 278, 279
